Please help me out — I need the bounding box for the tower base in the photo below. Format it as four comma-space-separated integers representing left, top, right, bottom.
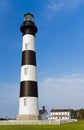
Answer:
16, 114, 39, 120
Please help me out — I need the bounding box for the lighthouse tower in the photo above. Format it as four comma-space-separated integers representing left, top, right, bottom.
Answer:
17, 13, 39, 120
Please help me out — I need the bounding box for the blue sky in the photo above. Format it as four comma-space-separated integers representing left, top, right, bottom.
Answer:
0, 0, 84, 118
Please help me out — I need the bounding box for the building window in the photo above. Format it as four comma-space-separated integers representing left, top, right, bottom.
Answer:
67, 112, 69, 115
51, 113, 53, 115
53, 113, 55, 115
24, 98, 27, 106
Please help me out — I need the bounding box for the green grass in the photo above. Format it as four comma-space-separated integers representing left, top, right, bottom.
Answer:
0, 120, 84, 130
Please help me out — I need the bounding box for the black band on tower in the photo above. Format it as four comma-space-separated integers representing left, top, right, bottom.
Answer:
20, 81, 38, 97
21, 50, 36, 66
20, 21, 38, 36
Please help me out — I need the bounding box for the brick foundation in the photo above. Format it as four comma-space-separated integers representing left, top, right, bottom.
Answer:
16, 114, 38, 120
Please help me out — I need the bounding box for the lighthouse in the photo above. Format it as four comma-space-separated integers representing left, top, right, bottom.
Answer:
17, 13, 39, 120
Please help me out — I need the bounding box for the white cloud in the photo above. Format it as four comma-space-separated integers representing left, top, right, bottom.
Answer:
48, 0, 63, 12
0, 83, 19, 105
0, 73, 84, 117
46, 0, 82, 19
39, 73, 84, 110
0, 83, 19, 118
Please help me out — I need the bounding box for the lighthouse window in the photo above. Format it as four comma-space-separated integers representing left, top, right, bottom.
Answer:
25, 43, 28, 50
24, 67, 28, 75
24, 98, 27, 106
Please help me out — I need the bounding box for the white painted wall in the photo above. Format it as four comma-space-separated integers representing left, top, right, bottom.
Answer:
19, 97, 39, 115
22, 34, 35, 52
20, 65, 37, 82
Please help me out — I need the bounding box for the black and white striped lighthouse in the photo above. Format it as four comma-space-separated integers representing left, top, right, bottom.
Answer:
17, 13, 39, 120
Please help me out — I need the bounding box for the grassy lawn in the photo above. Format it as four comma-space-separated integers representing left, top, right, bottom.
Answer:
0, 120, 84, 130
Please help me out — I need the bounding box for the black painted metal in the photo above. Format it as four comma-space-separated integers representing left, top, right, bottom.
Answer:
21, 50, 36, 66
20, 81, 38, 97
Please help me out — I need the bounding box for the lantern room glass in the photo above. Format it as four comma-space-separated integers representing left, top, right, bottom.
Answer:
24, 13, 34, 22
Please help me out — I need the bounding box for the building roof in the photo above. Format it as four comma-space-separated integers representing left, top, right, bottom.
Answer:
50, 109, 71, 112
39, 110, 48, 114
39, 106, 48, 115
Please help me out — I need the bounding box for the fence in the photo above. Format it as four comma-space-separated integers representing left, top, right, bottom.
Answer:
0, 119, 78, 125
